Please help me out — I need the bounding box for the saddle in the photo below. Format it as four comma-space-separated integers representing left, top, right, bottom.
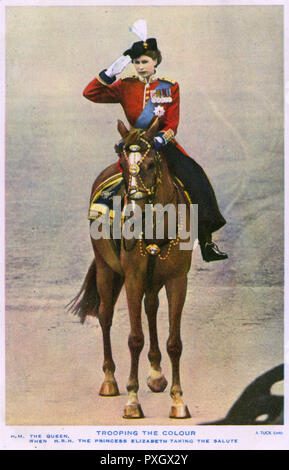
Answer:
88, 172, 191, 257
88, 173, 191, 221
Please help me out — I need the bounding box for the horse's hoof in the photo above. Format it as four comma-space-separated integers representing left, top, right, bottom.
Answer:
169, 405, 191, 419
99, 381, 120, 397
147, 375, 168, 393
123, 404, 145, 419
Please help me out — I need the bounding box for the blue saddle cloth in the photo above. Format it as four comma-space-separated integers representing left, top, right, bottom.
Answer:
88, 176, 124, 220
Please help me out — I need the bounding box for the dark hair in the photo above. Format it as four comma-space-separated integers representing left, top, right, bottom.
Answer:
138, 49, 162, 66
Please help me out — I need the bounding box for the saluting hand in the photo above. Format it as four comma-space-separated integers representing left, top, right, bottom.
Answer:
106, 55, 131, 78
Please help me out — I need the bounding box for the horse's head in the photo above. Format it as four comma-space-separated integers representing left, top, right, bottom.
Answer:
115, 118, 161, 202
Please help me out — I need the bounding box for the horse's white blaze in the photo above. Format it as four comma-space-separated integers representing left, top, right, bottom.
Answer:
129, 151, 142, 165
129, 152, 142, 190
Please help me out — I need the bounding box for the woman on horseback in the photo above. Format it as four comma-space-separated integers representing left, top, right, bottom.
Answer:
83, 31, 228, 262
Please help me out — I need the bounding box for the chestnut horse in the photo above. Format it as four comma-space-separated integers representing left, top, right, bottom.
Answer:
69, 118, 194, 419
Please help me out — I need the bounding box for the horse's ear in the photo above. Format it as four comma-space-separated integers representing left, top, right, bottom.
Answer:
144, 117, 159, 141
117, 120, 129, 138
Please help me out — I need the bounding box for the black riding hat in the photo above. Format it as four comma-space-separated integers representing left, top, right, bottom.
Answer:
124, 38, 158, 59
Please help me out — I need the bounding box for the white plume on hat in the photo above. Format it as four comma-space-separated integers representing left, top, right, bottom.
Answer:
129, 19, 147, 42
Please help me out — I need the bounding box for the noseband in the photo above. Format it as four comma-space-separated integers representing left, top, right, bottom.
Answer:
120, 134, 161, 202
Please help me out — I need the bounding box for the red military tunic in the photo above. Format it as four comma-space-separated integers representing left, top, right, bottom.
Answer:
83, 72, 226, 235
83, 73, 185, 149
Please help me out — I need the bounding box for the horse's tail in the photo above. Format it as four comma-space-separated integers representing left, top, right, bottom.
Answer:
66, 260, 99, 324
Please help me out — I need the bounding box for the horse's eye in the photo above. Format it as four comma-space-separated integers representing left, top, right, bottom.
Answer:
147, 161, 155, 170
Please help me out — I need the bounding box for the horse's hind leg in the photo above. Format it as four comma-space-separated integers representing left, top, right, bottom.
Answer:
95, 253, 123, 396
165, 275, 191, 419
144, 290, 168, 393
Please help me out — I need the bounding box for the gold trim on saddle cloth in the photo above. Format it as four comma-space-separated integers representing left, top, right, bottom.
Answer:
89, 203, 113, 220
88, 173, 123, 220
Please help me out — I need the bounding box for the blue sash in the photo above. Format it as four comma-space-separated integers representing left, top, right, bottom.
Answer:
134, 80, 172, 129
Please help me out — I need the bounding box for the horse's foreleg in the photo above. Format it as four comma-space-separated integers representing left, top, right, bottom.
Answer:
123, 278, 145, 419
165, 275, 191, 419
96, 261, 123, 397
144, 291, 168, 393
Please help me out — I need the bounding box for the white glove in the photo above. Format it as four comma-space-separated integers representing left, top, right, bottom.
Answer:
154, 135, 166, 150
105, 55, 131, 78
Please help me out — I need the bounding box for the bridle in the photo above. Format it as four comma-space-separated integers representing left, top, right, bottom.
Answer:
118, 133, 162, 203
115, 132, 182, 260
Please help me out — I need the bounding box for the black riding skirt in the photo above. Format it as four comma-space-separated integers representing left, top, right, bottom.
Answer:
163, 142, 226, 234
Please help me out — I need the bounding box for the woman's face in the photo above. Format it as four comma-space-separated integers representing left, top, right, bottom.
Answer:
133, 55, 157, 78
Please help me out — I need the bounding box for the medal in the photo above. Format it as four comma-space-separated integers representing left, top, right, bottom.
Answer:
153, 105, 165, 117
150, 88, 172, 103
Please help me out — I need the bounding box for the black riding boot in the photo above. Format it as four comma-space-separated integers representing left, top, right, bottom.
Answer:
163, 143, 228, 262
198, 230, 228, 263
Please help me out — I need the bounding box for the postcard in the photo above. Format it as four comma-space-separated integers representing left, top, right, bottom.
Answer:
0, 0, 288, 451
